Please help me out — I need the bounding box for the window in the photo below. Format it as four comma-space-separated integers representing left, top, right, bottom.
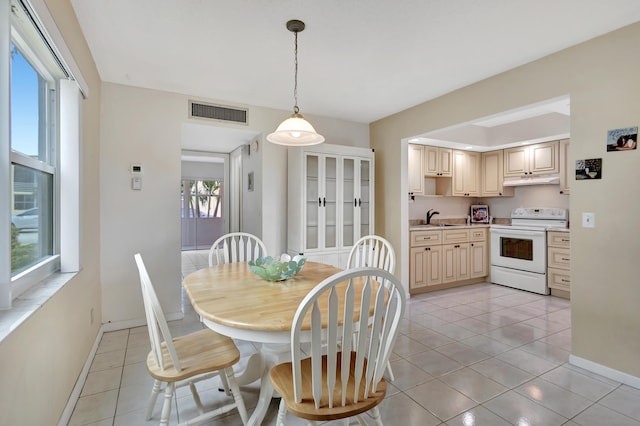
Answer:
1, 0, 84, 306
10, 41, 55, 276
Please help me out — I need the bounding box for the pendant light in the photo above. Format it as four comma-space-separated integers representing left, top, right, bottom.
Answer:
267, 19, 325, 146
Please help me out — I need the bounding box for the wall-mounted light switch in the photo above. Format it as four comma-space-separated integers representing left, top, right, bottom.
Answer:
131, 176, 142, 190
582, 212, 595, 228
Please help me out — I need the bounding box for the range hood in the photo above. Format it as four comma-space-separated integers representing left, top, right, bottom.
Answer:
503, 175, 560, 186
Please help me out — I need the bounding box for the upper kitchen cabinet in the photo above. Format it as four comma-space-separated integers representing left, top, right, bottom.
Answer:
504, 140, 559, 178
481, 150, 514, 197
559, 139, 571, 195
408, 144, 424, 194
424, 146, 452, 177
452, 150, 481, 197
288, 144, 374, 268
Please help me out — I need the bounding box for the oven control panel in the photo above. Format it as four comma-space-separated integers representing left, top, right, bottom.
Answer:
511, 207, 568, 220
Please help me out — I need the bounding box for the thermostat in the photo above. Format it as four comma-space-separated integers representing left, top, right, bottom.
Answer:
130, 164, 142, 174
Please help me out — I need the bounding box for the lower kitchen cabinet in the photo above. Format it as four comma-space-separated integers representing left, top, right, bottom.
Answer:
410, 245, 442, 289
547, 230, 571, 297
409, 226, 488, 294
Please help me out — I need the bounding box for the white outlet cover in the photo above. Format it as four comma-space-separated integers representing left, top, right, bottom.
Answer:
582, 212, 595, 228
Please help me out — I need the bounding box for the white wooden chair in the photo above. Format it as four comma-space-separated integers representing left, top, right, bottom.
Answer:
269, 267, 406, 425
347, 235, 396, 274
208, 232, 267, 266
347, 235, 397, 381
134, 253, 248, 426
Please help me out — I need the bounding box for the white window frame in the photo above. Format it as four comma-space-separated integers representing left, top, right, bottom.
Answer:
0, 0, 84, 309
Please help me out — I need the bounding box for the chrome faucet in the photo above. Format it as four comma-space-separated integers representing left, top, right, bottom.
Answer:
426, 208, 440, 224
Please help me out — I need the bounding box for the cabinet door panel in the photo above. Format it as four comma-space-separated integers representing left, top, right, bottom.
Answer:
324, 156, 338, 249
457, 244, 470, 281
470, 241, 488, 278
359, 159, 372, 238
530, 142, 559, 174
410, 247, 428, 289
424, 146, 439, 176
504, 147, 528, 177
439, 149, 453, 177
342, 157, 355, 247
305, 154, 320, 249
465, 152, 481, 196
408, 144, 424, 193
442, 244, 457, 283
452, 151, 466, 195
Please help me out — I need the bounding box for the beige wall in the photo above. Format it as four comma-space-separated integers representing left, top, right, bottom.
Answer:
371, 22, 640, 380
0, 0, 102, 424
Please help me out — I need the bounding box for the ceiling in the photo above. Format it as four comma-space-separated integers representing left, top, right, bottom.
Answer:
71, 1, 640, 147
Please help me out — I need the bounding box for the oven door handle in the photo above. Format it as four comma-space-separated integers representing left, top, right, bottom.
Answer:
491, 227, 544, 237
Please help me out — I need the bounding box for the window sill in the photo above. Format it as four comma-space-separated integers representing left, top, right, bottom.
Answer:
0, 271, 77, 343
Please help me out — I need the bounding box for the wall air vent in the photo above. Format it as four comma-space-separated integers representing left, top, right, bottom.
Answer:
189, 100, 248, 125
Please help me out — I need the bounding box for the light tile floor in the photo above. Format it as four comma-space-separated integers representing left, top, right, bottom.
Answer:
68, 282, 640, 425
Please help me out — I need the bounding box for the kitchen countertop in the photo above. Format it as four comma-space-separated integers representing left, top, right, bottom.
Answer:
409, 223, 491, 231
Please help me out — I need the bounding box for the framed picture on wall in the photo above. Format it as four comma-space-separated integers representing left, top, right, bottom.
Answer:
606, 126, 638, 151
471, 205, 489, 223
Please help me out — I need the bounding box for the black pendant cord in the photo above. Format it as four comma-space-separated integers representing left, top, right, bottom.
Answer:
293, 29, 299, 114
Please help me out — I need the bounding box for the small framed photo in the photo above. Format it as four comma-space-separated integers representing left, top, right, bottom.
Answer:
471, 205, 489, 223
607, 126, 637, 152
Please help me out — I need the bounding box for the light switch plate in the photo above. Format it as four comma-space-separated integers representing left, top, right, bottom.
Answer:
582, 212, 595, 228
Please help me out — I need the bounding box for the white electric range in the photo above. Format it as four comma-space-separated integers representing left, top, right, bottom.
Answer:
490, 207, 568, 294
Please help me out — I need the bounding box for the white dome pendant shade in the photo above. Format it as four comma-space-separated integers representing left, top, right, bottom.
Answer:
267, 110, 325, 146
267, 19, 324, 147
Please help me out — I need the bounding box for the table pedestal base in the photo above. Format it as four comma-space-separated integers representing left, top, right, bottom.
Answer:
235, 343, 290, 426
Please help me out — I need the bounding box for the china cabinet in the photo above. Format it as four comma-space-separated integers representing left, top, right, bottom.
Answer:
288, 144, 374, 268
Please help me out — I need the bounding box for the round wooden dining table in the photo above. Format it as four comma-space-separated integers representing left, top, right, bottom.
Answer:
182, 260, 348, 425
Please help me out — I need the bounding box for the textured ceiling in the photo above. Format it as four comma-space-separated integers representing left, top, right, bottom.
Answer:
71, 1, 640, 125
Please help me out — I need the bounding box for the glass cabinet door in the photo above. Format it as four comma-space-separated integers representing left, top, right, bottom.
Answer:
323, 155, 338, 249
359, 159, 372, 238
342, 158, 355, 247
305, 154, 320, 250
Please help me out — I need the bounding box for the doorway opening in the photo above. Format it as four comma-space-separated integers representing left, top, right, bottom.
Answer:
181, 179, 224, 250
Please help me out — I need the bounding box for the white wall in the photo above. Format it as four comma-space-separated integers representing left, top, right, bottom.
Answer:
181, 161, 225, 180
99, 83, 370, 327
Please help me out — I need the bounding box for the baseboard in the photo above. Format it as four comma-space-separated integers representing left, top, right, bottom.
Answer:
570, 355, 640, 389
58, 325, 104, 426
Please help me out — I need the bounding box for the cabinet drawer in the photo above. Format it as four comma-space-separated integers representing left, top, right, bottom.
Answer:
469, 228, 487, 242
548, 267, 570, 291
442, 228, 470, 244
411, 230, 442, 246
548, 231, 570, 248
548, 246, 570, 269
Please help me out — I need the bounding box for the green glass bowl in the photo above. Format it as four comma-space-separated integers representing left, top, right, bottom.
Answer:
248, 255, 306, 282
